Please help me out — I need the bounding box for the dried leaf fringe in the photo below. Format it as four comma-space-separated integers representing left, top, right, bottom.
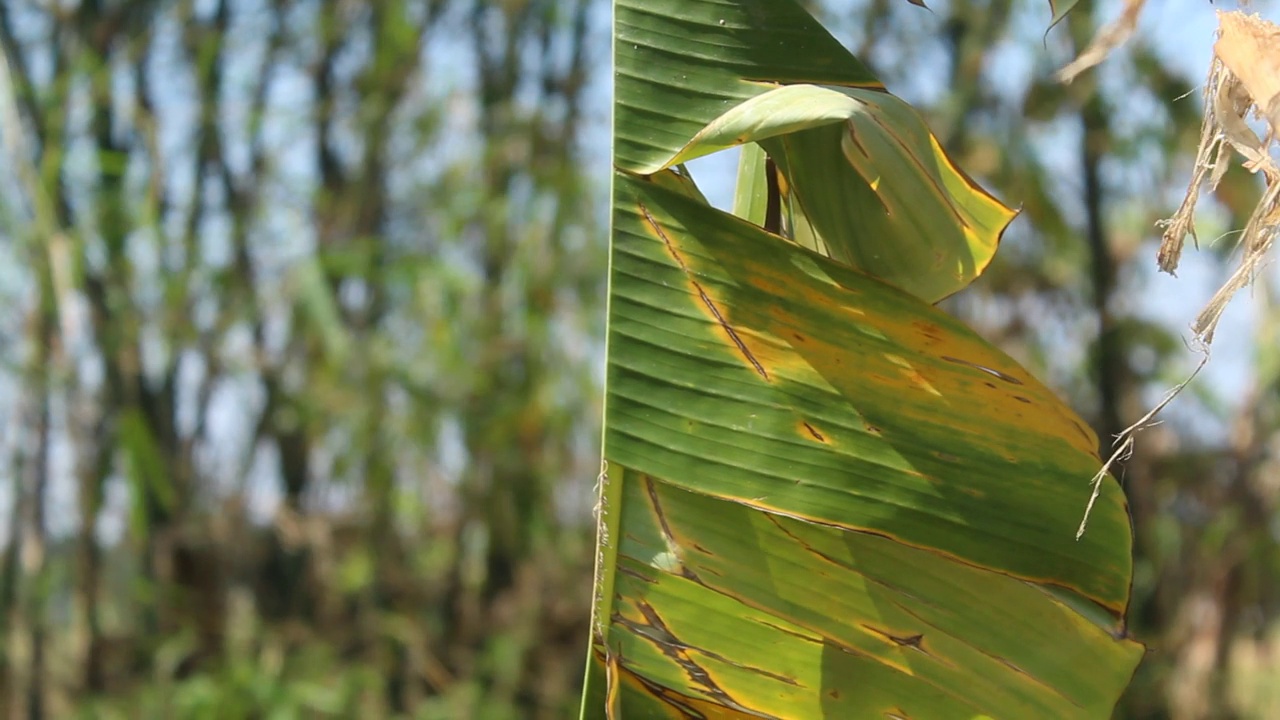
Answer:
1082, 11, 1280, 537
1057, 0, 1147, 84
1160, 12, 1280, 340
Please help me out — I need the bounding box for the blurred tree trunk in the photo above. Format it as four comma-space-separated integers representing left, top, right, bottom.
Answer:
71, 382, 110, 693
8, 308, 52, 720
0, 0, 601, 716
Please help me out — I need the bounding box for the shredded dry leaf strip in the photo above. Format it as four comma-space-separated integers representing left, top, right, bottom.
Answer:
1083, 12, 1280, 537
1215, 12, 1280, 137
1078, 355, 1207, 540
1161, 11, 1280, 342
1158, 59, 1244, 273
1056, 0, 1147, 84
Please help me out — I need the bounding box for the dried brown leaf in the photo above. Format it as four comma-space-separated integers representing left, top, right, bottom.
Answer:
1216, 11, 1280, 138
1056, 0, 1146, 84
1090, 12, 1280, 532
1159, 12, 1280, 344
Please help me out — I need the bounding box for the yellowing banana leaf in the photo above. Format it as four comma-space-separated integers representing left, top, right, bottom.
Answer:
590, 0, 1141, 716
616, 1, 1015, 301
756, 87, 1015, 302
613, 1, 880, 174
732, 142, 769, 227
583, 171, 1141, 718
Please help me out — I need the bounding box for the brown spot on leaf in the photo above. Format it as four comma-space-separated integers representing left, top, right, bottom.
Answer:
893, 634, 924, 649
940, 355, 1024, 385
911, 320, 942, 345
802, 421, 827, 442
863, 625, 927, 653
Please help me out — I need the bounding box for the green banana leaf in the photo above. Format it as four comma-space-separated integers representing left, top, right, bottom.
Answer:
614, 0, 1015, 302
587, 0, 1141, 717
1049, 0, 1083, 30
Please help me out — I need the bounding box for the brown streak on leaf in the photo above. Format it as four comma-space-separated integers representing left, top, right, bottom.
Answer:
626, 601, 783, 719
763, 516, 933, 607
860, 115, 966, 228
643, 475, 701, 583
685, 645, 805, 688
621, 668, 709, 719
754, 510, 1125, 616
884, 595, 1083, 706
802, 421, 827, 442
940, 355, 1025, 385
995, 655, 1084, 708
1072, 419, 1096, 448
605, 645, 623, 720
845, 124, 871, 158
638, 202, 770, 380
759, 620, 824, 644
862, 624, 929, 655
617, 564, 656, 584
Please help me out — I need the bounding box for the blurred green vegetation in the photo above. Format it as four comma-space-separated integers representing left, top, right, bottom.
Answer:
0, 0, 1277, 718
0, 0, 600, 717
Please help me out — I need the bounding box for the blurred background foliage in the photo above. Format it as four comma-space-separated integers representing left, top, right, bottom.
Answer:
0, 0, 604, 717
0, 0, 1277, 718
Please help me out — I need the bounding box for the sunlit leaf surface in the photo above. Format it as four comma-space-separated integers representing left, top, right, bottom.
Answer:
615, 2, 1014, 302
589, 0, 1142, 717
